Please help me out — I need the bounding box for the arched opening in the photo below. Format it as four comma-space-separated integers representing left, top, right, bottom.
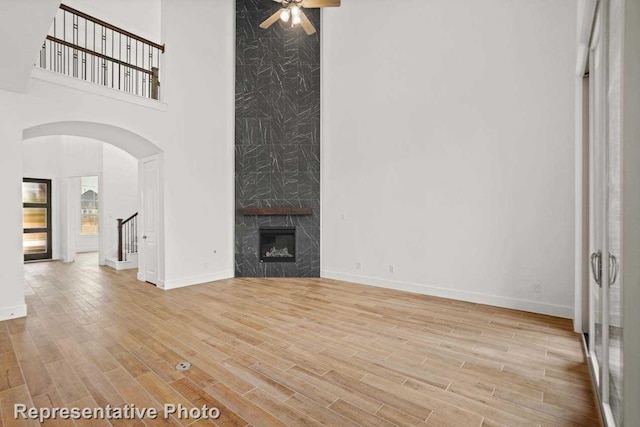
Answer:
23, 121, 161, 159
22, 121, 164, 285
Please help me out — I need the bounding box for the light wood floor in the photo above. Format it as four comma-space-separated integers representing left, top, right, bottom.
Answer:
0, 253, 599, 426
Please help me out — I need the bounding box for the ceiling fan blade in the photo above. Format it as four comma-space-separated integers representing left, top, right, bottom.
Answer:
299, 10, 316, 35
260, 9, 283, 29
302, 0, 341, 8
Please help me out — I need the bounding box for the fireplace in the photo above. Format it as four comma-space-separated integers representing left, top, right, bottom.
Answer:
259, 227, 296, 263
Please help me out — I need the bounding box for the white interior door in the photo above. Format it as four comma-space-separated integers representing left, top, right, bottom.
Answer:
141, 156, 160, 285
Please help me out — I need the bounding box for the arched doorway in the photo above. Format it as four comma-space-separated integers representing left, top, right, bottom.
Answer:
22, 121, 164, 285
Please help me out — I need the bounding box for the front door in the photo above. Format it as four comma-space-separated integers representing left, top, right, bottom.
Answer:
23, 178, 52, 261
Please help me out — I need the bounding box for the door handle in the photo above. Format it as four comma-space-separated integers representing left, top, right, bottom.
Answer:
609, 253, 619, 286
590, 251, 602, 286
143, 236, 147, 240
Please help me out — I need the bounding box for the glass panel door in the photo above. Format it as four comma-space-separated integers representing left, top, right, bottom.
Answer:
607, 0, 624, 422
588, 2, 624, 424
23, 178, 52, 261
588, 10, 605, 387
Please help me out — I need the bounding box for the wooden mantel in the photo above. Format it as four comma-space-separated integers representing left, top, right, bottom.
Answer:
238, 207, 313, 216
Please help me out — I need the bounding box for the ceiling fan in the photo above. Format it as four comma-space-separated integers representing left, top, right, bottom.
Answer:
259, 0, 341, 35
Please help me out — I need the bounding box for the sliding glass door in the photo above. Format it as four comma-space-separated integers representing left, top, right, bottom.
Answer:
588, 2, 624, 425
588, 7, 606, 390
23, 178, 52, 261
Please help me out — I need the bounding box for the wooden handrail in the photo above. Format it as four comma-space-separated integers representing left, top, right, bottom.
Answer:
60, 4, 165, 52
122, 212, 138, 225
46, 36, 154, 75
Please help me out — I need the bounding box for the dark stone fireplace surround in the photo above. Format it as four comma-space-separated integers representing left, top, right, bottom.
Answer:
235, 0, 321, 277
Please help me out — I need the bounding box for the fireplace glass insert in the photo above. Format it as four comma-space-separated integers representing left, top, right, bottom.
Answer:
259, 227, 296, 263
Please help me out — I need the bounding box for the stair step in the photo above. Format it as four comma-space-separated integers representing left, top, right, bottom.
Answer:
105, 256, 138, 271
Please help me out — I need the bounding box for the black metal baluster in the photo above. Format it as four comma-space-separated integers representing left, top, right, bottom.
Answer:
124, 222, 127, 262
73, 15, 78, 77
92, 22, 95, 83
83, 17, 87, 79
150, 47, 153, 97
127, 37, 131, 92
63, 10, 66, 75
135, 41, 138, 96
119, 33, 122, 90
141, 44, 146, 97
102, 27, 107, 85
111, 30, 115, 88
52, 16, 56, 72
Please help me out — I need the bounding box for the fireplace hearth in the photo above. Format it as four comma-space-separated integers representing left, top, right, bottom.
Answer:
259, 228, 296, 263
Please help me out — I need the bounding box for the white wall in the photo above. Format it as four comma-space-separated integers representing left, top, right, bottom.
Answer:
102, 143, 139, 258
0, 0, 59, 92
0, 106, 26, 320
0, 0, 235, 319
322, 0, 578, 317
158, 0, 235, 289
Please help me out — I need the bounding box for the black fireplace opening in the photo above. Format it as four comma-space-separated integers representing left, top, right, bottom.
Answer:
259, 227, 296, 263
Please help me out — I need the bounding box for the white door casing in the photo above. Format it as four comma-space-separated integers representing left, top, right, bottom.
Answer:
139, 155, 160, 285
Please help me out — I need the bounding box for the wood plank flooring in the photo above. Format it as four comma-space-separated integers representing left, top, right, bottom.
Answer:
0, 253, 600, 426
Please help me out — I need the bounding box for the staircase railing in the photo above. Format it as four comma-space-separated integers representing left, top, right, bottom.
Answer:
117, 212, 138, 262
38, 4, 164, 100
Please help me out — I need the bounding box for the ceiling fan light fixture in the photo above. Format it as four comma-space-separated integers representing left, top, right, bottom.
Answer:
261, 0, 340, 35
280, 8, 291, 22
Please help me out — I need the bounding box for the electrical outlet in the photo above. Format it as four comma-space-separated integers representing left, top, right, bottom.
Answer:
341, 213, 346, 220
532, 284, 541, 293
356, 262, 361, 270
389, 265, 395, 273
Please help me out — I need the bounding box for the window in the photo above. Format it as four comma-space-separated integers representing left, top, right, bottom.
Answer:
80, 176, 99, 235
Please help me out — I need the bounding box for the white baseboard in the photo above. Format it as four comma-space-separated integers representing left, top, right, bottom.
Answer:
163, 270, 235, 290
321, 270, 573, 319
136, 272, 165, 289
0, 304, 27, 321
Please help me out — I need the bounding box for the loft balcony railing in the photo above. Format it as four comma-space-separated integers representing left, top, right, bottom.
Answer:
38, 4, 165, 100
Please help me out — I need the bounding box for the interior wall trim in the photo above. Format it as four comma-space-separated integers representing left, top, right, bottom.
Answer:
0, 304, 28, 322
162, 270, 235, 290
322, 270, 574, 319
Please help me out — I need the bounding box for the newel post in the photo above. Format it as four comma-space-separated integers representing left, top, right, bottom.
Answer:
117, 218, 124, 262
151, 67, 160, 100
